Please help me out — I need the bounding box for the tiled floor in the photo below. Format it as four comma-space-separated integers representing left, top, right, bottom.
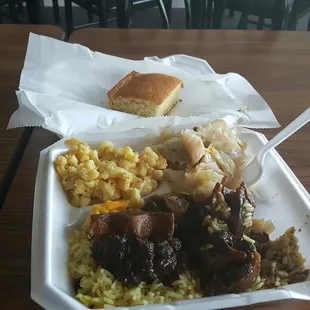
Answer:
1, 6, 310, 32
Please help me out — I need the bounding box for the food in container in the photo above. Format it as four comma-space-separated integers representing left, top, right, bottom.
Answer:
153, 119, 247, 198
54, 120, 247, 208
56, 121, 309, 308
32, 121, 310, 310
69, 184, 309, 308
108, 71, 183, 117
54, 138, 167, 207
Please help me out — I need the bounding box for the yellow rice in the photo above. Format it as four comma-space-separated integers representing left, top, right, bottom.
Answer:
68, 228, 202, 308
69, 222, 308, 308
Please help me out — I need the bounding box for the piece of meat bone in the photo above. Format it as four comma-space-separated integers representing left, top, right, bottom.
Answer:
185, 181, 227, 212
210, 183, 230, 219
223, 182, 256, 237
142, 194, 190, 220
205, 251, 261, 295
199, 231, 250, 272
227, 251, 261, 293
190, 182, 255, 234
86, 210, 175, 241
188, 182, 250, 222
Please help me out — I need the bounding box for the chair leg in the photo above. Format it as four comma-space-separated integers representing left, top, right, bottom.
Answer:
271, 0, 287, 30
25, 0, 42, 24
307, 15, 310, 31
128, 0, 133, 25
257, 16, 264, 30
286, 16, 296, 30
189, 0, 207, 29
64, 0, 74, 36
117, 0, 130, 28
86, 3, 94, 23
163, 0, 172, 25
156, 0, 170, 29
98, 0, 107, 27
205, 0, 212, 29
17, 3, 24, 13
286, 0, 299, 30
237, 0, 253, 29
184, 0, 191, 29
212, 0, 226, 29
280, 0, 296, 30
87, 9, 94, 23
9, 2, 19, 23
52, 0, 60, 23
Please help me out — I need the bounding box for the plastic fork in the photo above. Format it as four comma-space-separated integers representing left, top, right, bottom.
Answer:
243, 107, 310, 187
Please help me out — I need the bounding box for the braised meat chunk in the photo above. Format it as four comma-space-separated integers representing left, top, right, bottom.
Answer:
205, 251, 261, 295
83, 182, 309, 298
210, 182, 256, 237
169, 183, 260, 295
91, 233, 185, 286
87, 210, 175, 241
88, 208, 185, 286
143, 194, 190, 219
200, 232, 250, 273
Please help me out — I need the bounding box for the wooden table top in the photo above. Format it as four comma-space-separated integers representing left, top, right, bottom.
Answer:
0, 28, 309, 310
0, 24, 64, 207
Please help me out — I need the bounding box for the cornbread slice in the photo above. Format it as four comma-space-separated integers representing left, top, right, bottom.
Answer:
108, 71, 183, 117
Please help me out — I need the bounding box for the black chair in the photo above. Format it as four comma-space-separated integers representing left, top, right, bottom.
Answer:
184, 0, 191, 28
286, 0, 310, 30
52, 0, 60, 23
191, 0, 251, 29
183, 0, 207, 29
64, 0, 171, 36
0, 0, 23, 23
192, 0, 254, 30
0, 0, 42, 24
225, 0, 295, 30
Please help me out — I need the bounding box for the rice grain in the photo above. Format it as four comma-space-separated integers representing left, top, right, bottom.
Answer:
70, 228, 202, 308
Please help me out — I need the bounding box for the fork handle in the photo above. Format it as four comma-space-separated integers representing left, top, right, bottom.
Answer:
258, 107, 310, 162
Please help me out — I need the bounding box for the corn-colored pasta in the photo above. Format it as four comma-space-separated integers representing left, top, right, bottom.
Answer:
54, 139, 167, 207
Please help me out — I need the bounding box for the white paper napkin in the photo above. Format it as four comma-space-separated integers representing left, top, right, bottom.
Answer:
8, 33, 280, 138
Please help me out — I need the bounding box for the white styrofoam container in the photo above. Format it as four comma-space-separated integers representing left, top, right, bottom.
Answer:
31, 125, 310, 310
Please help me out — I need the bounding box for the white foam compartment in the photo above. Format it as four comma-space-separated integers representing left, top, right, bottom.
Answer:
31, 126, 310, 310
